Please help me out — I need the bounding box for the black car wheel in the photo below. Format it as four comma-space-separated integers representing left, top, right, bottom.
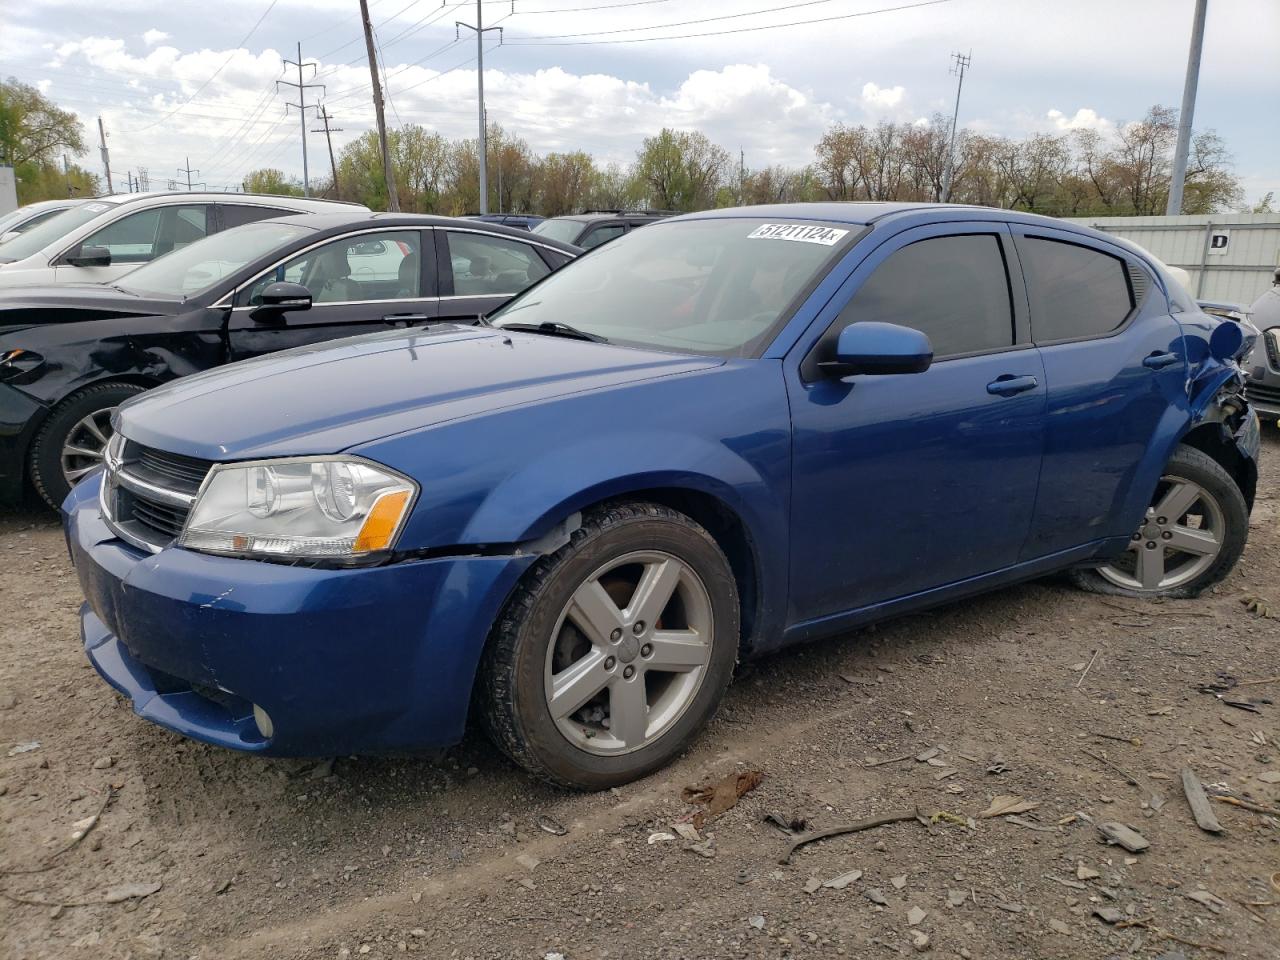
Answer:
1071, 445, 1249, 599
29, 382, 147, 509
479, 502, 740, 790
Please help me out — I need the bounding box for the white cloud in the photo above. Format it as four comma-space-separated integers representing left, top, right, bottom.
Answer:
1046, 107, 1113, 133
860, 82, 906, 111
142, 29, 169, 47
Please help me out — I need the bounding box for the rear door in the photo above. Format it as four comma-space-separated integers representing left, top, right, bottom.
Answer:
577, 221, 627, 250
226, 228, 437, 361
1012, 226, 1188, 561
435, 228, 553, 324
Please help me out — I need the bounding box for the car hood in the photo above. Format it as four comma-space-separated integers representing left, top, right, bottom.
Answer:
119, 324, 721, 460
0, 284, 183, 333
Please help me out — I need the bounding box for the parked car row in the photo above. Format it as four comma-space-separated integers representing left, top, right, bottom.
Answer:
53, 201, 1260, 790
0, 199, 580, 507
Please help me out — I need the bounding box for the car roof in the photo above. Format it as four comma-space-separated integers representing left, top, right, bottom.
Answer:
80, 191, 368, 211
259, 211, 583, 254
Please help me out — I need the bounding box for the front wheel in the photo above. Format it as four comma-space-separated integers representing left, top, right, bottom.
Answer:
28, 382, 147, 510
479, 502, 740, 790
1072, 445, 1248, 599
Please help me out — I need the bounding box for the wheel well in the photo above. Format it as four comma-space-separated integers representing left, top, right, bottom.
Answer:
1180, 423, 1257, 510
602, 488, 762, 656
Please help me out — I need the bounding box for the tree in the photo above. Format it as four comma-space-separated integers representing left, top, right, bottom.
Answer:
633, 129, 730, 212
242, 168, 304, 196
0, 78, 94, 203
535, 151, 596, 216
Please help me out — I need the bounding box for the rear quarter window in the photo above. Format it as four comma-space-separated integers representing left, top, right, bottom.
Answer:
1020, 237, 1134, 342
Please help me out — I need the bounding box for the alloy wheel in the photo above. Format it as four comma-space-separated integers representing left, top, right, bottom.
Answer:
1097, 476, 1225, 591
60, 407, 117, 487
543, 550, 714, 756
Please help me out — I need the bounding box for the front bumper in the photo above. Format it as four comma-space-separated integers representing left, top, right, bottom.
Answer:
0, 381, 47, 503
64, 475, 534, 756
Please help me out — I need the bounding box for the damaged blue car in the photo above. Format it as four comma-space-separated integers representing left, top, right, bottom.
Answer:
64, 203, 1260, 789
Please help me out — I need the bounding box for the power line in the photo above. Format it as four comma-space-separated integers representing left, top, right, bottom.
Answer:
121, 0, 281, 131
509, 0, 841, 40
506, 0, 952, 45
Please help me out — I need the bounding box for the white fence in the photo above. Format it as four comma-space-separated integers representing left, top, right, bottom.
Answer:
1065, 212, 1280, 307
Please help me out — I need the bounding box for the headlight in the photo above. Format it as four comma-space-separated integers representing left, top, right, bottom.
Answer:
179, 457, 417, 560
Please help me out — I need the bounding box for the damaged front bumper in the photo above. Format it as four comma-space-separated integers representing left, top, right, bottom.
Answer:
64, 474, 533, 756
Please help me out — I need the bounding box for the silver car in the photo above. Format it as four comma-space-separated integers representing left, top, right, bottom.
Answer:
1243, 268, 1280, 423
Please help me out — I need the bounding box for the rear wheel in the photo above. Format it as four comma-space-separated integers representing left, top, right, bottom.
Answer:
480, 502, 739, 790
1072, 445, 1248, 598
28, 382, 146, 509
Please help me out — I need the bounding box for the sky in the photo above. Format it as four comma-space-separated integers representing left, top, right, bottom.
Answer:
3, 0, 1277, 205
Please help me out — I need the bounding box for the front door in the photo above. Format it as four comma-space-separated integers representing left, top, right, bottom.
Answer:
786, 225, 1046, 624
55, 203, 214, 284
227, 228, 437, 361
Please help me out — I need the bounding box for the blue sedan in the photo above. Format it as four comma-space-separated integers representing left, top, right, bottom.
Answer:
64, 203, 1260, 789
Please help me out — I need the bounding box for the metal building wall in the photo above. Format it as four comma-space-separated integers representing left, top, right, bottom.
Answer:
1065, 212, 1280, 307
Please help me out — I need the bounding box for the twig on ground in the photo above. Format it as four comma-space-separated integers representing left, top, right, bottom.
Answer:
1211, 795, 1280, 817
0, 787, 114, 876
861, 753, 913, 768
1076, 649, 1100, 689
779, 809, 921, 864
1081, 749, 1141, 789
1236, 675, 1280, 687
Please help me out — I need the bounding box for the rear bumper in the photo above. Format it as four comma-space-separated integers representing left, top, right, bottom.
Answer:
65, 475, 534, 756
0, 382, 46, 503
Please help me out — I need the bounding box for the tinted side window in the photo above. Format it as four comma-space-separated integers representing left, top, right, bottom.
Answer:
828, 234, 1014, 360
221, 204, 297, 230
81, 204, 211, 263
245, 230, 422, 304
1020, 237, 1133, 342
579, 224, 626, 250
444, 231, 549, 295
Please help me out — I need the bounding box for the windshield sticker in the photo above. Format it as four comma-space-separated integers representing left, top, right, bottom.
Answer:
747, 223, 848, 245
84, 202, 110, 212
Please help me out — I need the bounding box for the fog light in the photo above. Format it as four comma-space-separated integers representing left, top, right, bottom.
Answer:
253, 704, 275, 739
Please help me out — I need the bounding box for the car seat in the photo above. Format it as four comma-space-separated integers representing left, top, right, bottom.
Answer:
396, 254, 419, 298
310, 247, 360, 302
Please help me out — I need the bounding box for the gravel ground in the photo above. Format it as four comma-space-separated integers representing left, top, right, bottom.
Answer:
2, 431, 1278, 960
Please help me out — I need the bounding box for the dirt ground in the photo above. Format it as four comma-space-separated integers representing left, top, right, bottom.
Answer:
2, 432, 1279, 960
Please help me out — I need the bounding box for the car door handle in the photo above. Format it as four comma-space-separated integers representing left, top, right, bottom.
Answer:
1143, 351, 1180, 370
986, 374, 1039, 397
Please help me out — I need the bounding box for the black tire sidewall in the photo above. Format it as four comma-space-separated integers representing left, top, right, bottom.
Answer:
29, 384, 145, 509
1075, 445, 1249, 599
501, 508, 739, 789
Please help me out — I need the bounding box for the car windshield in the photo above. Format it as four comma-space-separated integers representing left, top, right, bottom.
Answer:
117, 222, 313, 299
491, 218, 855, 358
531, 218, 585, 245
0, 200, 115, 262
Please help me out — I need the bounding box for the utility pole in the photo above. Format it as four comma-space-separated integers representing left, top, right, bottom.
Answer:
456, 0, 503, 215
175, 157, 203, 191
62, 154, 71, 198
1166, 0, 1208, 216
359, 0, 400, 211
940, 51, 971, 204
311, 105, 344, 199
739, 148, 745, 206
97, 117, 114, 194
279, 42, 324, 197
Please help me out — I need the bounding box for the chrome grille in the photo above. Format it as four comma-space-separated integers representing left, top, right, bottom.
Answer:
103, 440, 213, 552
1245, 380, 1280, 406
1265, 328, 1280, 370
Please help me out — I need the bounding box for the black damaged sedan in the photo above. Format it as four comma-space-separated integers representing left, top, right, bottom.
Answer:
0, 213, 578, 507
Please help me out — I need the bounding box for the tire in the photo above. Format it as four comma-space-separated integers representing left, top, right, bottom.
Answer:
28, 382, 147, 510
479, 502, 740, 790
1071, 445, 1248, 599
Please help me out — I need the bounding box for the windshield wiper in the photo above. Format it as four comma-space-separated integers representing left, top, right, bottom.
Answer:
499, 321, 609, 343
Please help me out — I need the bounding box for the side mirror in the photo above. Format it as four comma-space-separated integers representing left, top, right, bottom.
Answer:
820, 322, 933, 378
254, 281, 313, 316
66, 245, 112, 268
